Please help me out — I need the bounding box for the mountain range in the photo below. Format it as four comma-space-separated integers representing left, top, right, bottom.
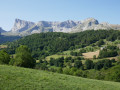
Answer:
1, 18, 120, 36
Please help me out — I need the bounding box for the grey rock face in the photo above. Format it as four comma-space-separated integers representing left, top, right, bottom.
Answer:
8, 18, 120, 36
72, 18, 120, 32
59, 20, 77, 28
23, 20, 79, 34
72, 18, 100, 32
11, 19, 35, 33
51, 20, 78, 32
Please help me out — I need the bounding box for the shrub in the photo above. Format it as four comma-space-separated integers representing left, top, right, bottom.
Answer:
0, 50, 10, 64
14, 45, 36, 68
93, 55, 96, 59
96, 39, 104, 46
74, 60, 82, 69
63, 68, 70, 75
85, 60, 94, 69
105, 65, 120, 82
74, 69, 83, 76
57, 67, 63, 73
9, 58, 15, 65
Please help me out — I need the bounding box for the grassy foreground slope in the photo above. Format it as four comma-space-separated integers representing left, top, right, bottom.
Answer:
0, 65, 120, 90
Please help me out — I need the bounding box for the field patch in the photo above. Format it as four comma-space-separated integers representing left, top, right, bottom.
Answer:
83, 50, 100, 59
45, 55, 72, 61
0, 45, 7, 49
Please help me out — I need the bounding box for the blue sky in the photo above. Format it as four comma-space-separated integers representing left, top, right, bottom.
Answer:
0, 0, 120, 31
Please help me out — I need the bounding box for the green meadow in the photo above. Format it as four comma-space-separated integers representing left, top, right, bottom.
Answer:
0, 65, 120, 90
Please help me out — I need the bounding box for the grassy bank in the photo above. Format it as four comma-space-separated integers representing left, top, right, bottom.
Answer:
0, 65, 120, 90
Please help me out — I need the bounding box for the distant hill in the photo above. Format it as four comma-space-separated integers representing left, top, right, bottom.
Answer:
0, 65, 120, 90
0, 35, 21, 44
3, 18, 120, 36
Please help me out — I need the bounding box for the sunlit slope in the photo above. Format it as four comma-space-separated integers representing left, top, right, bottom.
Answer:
0, 65, 120, 90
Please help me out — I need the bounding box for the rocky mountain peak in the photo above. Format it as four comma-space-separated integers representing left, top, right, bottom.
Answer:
15, 18, 22, 23
82, 18, 99, 25
11, 18, 35, 33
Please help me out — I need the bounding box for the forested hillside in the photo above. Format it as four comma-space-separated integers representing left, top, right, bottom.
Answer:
6, 30, 120, 59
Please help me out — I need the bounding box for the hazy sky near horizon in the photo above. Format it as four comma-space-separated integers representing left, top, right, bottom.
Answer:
0, 0, 120, 31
